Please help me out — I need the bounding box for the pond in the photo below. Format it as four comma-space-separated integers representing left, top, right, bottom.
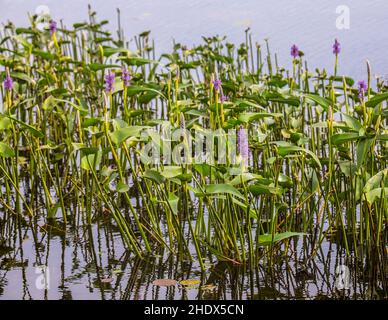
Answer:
1, 0, 388, 80
0, 215, 385, 299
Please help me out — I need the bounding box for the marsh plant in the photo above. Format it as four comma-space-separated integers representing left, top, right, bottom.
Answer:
0, 7, 387, 298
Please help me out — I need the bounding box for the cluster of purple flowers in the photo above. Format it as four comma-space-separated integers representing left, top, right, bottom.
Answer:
357, 80, 367, 100
212, 79, 222, 92
220, 95, 228, 103
237, 125, 249, 163
122, 67, 131, 87
333, 39, 341, 55
105, 68, 132, 92
49, 20, 57, 35
104, 71, 115, 93
3, 74, 13, 91
290, 45, 299, 59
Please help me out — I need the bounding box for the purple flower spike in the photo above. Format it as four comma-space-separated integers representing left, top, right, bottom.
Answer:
333, 39, 341, 55
49, 20, 57, 35
357, 80, 367, 100
220, 95, 228, 103
3, 74, 13, 91
104, 71, 115, 93
237, 125, 249, 163
122, 67, 131, 87
290, 44, 299, 59
212, 79, 222, 92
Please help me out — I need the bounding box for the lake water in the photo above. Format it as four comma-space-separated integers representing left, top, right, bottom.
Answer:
0, 214, 381, 300
1, 0, 388, 81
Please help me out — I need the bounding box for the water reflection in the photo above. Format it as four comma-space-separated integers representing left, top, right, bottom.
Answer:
0, 212, 386, 299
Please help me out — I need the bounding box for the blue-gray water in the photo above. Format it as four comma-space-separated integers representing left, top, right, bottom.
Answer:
1, 0, 388, 81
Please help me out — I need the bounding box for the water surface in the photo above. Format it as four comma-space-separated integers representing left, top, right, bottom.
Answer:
1, 0, 388, 80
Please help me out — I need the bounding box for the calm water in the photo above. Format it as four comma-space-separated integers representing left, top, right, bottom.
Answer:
0, 215, 383, 300
1, 0, 388, 80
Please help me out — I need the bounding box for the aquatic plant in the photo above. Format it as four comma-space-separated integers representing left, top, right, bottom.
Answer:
121, 67, 131, 87
358, 80, 367, 99
49, 19, 57, 35
290, 44, 299, 59
3, 72, 13, 91
0, 9, 386, 299
333, 38, 341, 55
212, 78, 222, 92
104, 71, 115, 93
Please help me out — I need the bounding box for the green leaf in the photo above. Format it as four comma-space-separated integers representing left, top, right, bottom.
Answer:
128, 110, 152, 118
249, 183, 282, 196
366, 92, 388, 108
159, 166, 183, 179
258, 232, 305, 246
54, 98, 88, 114
126, 86, 167, 100
377, 134, 388, 141
102, 47, 129, 57
332, 132, 360, 145
312, 121, 347, 129
363, 169, 388, 193
193, 164, 217, 177
48, 202, 61, 219
311, 170, 320, 192
277, 145, 322, 169
143, 169, 164, 184
73, 23, 88, 29
71, 144, 98, 153
231, 197, 259, 219
10, 72, 36, 85
238, 112, 282, 123
329, 76, 355, 86
82, 117, 102, 128
116, 181, 129, 193
342, 114, 362, 131
278, 173, 293, 188
42, 96, 57, 111
338, 161, 357, 177
112, 78, 124, 93
265, 93, 300, 106
356, 138, 374, 169
167, 194, 179, 215
0, 142, 15, 157
204, 184, 244, 200
234, 99, 266, 111
81, 151, 102, 171
6, 116, 44, 138
304, 93, 333, 112
364, 188, 388, 204
33, 50, 54, 60
229, 173, 262, 186
119, 56, 158, 66
15, 28, 36, 35
0, 117, 11, 131
110, 126, 149, 145
88, 63, 119, 71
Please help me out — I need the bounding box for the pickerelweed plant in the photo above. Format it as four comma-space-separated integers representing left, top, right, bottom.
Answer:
0, 9, 386, 280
